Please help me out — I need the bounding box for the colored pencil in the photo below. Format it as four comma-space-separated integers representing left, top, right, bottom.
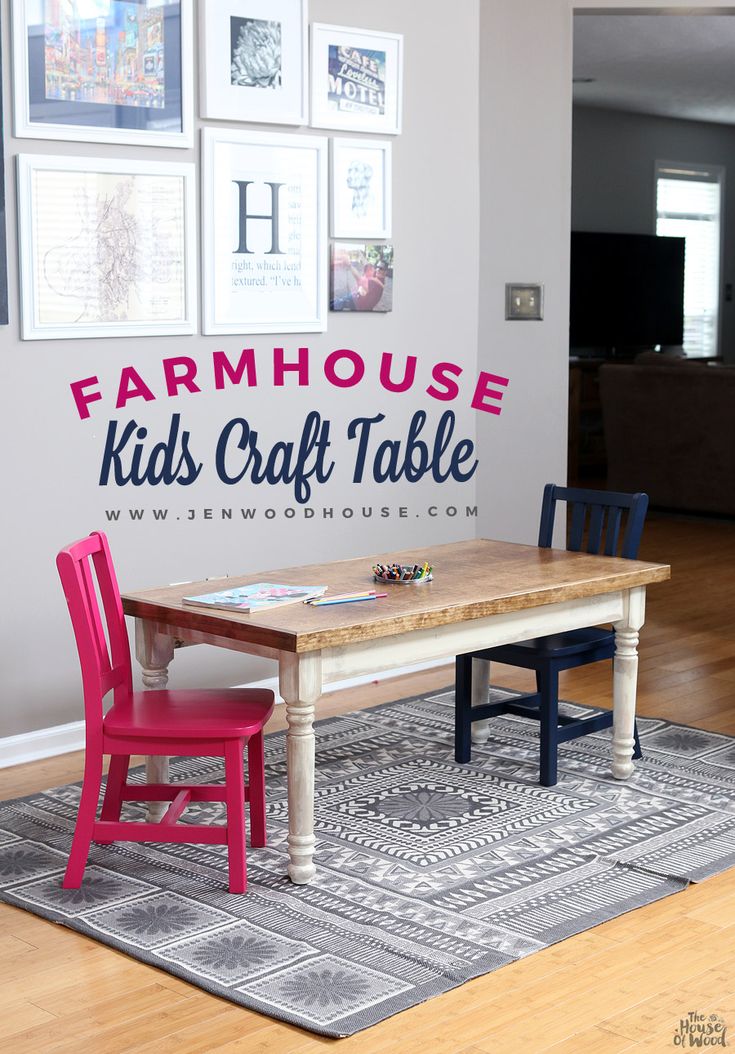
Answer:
304, 590, 377, 604
308, 594, 387, 607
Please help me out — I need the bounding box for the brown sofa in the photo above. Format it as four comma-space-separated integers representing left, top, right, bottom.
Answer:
598, 362, 735, 516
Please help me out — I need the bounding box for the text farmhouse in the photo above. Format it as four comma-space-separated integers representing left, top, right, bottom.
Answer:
69, 347, 510, 420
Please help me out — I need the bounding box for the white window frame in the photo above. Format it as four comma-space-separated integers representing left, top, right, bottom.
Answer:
654, 160, 725, 359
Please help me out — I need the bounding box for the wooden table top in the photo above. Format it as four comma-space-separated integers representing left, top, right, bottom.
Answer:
121, 539, 670, 654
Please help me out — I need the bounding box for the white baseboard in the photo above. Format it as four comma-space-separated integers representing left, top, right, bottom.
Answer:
0, 720, 87, 770
0, 658, 451, 770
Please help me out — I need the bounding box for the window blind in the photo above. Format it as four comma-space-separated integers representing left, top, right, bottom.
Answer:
655, 166, 722, 358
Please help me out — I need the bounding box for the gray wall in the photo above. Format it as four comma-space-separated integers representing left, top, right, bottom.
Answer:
572, 104, 735, 362
475, 0, 573, 545
0, 0, 481, 737
3, 0, 734, 741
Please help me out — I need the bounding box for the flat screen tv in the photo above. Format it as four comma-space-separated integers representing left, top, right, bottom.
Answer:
570, 231, 685, 350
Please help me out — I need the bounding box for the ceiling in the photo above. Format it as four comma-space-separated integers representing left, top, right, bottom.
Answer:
573, 14, 735, 126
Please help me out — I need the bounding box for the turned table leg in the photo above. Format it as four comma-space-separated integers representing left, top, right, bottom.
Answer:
612, 586, 646, 780
279, 651, 322, 884
470, 656, 492, 745
135, 621, 176, 821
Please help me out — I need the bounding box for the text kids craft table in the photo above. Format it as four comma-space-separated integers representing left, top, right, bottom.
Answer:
121, 539, 670, 884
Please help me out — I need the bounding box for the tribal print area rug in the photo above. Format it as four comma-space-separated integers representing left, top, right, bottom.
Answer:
0, 688, 734, 1037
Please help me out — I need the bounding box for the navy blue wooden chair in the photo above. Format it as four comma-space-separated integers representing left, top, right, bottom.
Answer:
455, 485, 648, 786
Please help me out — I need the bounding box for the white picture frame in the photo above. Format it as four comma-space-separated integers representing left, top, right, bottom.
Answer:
17, 154, 197, 340
310, 23, 403, 135
199, 0, 308, 125
202, 128, 328, 335
11, 0, 194, 148
330, 137, 392, 239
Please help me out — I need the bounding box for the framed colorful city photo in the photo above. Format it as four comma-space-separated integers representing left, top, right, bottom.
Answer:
12, 0, 193, 147
202, 128, 328, 335
331, 137, 391, 239
17, 153, 197, 339
311, 24, 403, 135
199, 0, 308, 125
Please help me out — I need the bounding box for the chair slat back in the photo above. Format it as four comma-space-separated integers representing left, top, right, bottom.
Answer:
538, 484, 648, 559
56, 532, 132, 735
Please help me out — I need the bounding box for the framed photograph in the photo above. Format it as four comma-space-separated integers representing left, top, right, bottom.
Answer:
311, 24, 403, 135
202, 128, 328, 335
17, 154, 197, 340
12, 0, 193, 147
330, 138, 391, 239
199, 0, 307, 125
330, 243, 393, 313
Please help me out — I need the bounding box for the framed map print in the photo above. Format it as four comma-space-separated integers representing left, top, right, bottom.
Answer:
330, 137, 391, 238
12, 0, 193, 147
17, 154, 197, 340
310, 24, 403, 135
202, 128, 328, 335
199, 0, 307, 125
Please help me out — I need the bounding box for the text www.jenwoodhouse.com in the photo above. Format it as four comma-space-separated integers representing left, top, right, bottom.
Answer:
104, 505, 479, 523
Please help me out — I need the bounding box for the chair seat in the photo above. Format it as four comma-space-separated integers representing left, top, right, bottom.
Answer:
104, 689, 274, 739
492, 626, 615, 661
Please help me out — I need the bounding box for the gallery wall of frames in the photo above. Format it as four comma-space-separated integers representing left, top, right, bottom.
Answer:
1, 0, 490, 743
1, 0, 401, 339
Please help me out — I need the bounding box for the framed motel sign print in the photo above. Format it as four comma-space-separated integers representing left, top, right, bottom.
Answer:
310, 23, 403, 135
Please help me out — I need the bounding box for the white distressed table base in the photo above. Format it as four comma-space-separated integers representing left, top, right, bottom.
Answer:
612, 586, 645, 780
134, 586, 645, 882
134, 621, 175, 822
470, 657, 492, 744
279, 652, 321, 885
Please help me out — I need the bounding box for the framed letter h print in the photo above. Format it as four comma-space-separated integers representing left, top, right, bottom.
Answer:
202, 128, 328, 334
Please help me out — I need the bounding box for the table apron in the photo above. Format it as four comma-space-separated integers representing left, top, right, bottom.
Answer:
132, 590, 627, 686
320, 591, 626, 684
134, 622, 283, 663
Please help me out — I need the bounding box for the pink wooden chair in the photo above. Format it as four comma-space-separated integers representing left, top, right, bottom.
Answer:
56, 531, 274, 894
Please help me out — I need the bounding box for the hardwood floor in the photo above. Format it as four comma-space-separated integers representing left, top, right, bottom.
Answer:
1, 513, 733, 1053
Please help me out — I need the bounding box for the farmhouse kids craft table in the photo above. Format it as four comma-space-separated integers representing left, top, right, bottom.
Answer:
121, 539, 669, 884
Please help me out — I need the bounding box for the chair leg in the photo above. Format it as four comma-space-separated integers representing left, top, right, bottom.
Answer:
537, 667, 559, 787
454, 654, 473, 763
63, 749, 104, 888
247, 732, 267, 848
633, 720, 643, 761
224, 740, 247, 894
97, 755, 130, 840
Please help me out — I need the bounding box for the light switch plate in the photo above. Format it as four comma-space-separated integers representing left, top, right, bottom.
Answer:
506, 283, 544, 320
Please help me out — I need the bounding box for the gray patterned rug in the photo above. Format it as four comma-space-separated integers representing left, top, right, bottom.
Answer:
1, 688, 734, 1037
